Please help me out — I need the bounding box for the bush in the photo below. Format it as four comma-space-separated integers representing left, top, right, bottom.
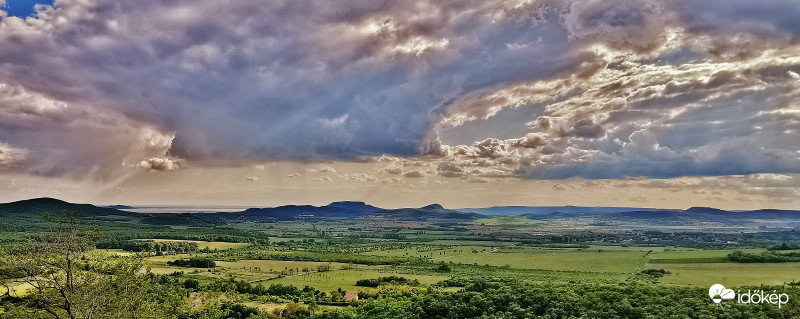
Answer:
356, 276, 421, 287
183, 279, 200, 290
639, 269, 668, 278
728, 250, 800, 263
167, 257, 216, 268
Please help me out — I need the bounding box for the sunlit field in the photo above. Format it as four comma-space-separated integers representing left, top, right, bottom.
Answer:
149, 239, 251, 250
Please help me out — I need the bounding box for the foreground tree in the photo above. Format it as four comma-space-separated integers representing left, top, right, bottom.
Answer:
1, 210, 179, 319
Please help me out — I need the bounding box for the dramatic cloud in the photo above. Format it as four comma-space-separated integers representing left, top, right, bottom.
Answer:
0, 0, 554, 173
137, 157, 184, 171
437, 1, 800, 180
0, 0, 798, 185
0, 140, 27, 167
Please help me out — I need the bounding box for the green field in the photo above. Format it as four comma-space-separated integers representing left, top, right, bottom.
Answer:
435, 248, 649, 273
654, 262, 800, 286
637, 248, 800, 287
150, 239, 250, 250
212, 260, 351, 281
134, 244, 800, 289
264, 268, 450, 293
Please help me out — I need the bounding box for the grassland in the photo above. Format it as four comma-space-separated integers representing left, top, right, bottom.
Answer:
212, 260, 350, 281
642, 248, 800, 286
149, 239, 250, 250
264, 268, 450, 293
128, 241, 800, 290
430, 247, 649, 273
655, 262, 800, 286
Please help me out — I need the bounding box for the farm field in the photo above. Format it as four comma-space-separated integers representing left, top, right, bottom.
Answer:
432, 247, 650, 273
264, 268, 451, 293
149, 239, 251, 250
133, 243, 800, 290
648, 248, 762, 260
654, 262, 800, 286
212, 260, 351, 281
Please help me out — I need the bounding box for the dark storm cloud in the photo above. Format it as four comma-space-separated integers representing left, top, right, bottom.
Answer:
0, 0, 571, 177
0, 0, 799, 181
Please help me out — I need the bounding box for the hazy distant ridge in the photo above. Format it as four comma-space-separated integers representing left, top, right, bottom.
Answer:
2, 198, 800, 225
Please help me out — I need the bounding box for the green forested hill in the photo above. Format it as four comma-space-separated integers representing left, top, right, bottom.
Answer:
0, 197, 214, 226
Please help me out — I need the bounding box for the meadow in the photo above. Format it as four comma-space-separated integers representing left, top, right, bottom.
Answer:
149, 239, 251, 250
133, 239, 800, 290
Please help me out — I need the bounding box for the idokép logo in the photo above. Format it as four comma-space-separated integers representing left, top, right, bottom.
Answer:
709, 284, 790, 308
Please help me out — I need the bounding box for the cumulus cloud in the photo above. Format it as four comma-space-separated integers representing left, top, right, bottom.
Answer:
318, 166, 337, 174
467, 177, 490, 183
347, 173, 377, 182
137, 157, 185, 171
620, 130, 677, 160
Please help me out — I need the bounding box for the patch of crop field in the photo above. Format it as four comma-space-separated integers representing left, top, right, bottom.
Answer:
94, 248, 136, 256
649, 248, 761, 260
149, 239, 250, 250
262, 268, 450, 293
585, 245, 669, 252
425, 240, 518, 246
3, 281, 34, 297
146, 266, 199, 275
648, 257, 728, 264
363, 246, 494, 258
211, 260, 351, 281
143, 254, 207, 273
268, 237, 313, 243
654, 262, 800, 287
145, 253, 194, 264
436, 249, 649, 273
232, 221, 332, 238
398, 262, 632, 285
473, 216, 542, 226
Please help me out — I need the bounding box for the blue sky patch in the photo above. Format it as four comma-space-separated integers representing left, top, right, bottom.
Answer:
2, 0, 53, 19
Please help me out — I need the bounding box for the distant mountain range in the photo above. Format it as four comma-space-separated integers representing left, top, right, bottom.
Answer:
206, 201, 482, 222
1, 198, 799, 225
0, 198, 482, 223
457, 206, 674, 216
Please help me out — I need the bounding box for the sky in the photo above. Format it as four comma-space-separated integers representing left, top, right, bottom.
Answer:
0, 0, 51, 19
0, 0, 799, 209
